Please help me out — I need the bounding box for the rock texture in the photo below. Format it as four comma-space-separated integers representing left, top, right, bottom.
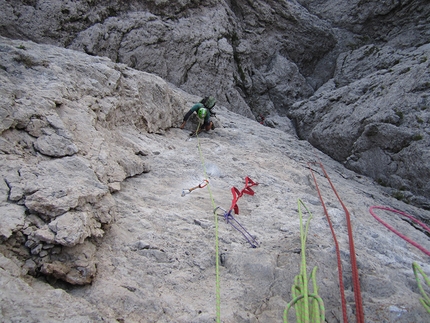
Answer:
0, 35, 184, 286
1, 0, 429, 208
1, 36, 430, 323
0, 0, 336, 116
289, 43, 430, 209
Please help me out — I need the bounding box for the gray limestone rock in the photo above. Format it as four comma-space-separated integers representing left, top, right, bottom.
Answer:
34, 133, 79, 157
289, 43, 430, 207
0, 2, 430, 322
0, 202, 26, 241
2, 1, 428, 207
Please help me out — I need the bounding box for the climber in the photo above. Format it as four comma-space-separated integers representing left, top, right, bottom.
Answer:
180, 96, 216, 135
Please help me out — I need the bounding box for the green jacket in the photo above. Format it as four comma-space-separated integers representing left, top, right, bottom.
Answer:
183, 103, 211, 124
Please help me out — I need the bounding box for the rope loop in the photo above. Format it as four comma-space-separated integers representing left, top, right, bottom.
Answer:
413, 262, 430, 314
283, 199, 325, 323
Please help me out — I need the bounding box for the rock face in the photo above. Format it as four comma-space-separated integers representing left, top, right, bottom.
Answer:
0, 0, 336, 117
0, 35, 183, 285
1, 1, 430, 322
1, 0, 429, 208
289, 43, 430, 209
1, 35, 430, 323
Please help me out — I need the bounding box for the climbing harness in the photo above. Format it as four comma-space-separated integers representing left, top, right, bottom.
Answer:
214, 176, 259, 248
368, 206, 430, 257
189, 125, 201, 138
308, 160, 364, 323
413, 262, 430, 314
181, 179, 209, 197
214, 206, 259, 248
284, 199, 325, 323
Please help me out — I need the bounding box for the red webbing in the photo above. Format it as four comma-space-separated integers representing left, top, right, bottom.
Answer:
229, 177, 258, 215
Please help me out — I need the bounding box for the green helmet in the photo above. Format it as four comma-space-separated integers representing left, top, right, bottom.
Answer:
198, 108, 208, 119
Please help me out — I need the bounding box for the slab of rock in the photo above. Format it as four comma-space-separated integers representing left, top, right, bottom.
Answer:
0, 7, 430, 323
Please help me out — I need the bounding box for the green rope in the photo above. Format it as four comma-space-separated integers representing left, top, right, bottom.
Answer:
195, 122, 221, 323
283, 199, 325, 323
413, 262, 430, 314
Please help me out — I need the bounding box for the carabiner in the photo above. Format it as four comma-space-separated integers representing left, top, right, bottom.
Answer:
181, 179, 209, 197
199, 179, 209, 188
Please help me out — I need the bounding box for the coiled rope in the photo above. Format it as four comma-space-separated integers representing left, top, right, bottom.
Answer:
308, 161, 365, 323
195, 123, 221, 323
283, 199, 325, 323
412, 262, 430, 314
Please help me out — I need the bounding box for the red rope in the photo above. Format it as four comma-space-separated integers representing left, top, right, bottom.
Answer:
318, 162, 364, 323
309, 161, 365, 323
369, 206, 430, 257
308, 162, 349, 323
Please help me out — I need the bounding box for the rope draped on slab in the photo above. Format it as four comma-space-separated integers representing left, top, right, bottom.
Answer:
369, 206, 430, 257
308, 161, 365, 323
369, 206, 430, 315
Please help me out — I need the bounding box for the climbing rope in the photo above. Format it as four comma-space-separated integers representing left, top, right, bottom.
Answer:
413, 262, 430, 314
283, 199, 325, 323
369, 206, 430, 314
308, 161, 365, 323
194, 123, 221, 323
368, 206, 430, 257
308, 162, 348, 323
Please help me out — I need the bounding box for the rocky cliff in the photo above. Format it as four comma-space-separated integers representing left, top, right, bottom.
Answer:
0, 1, 430, 322
1, 35, 430, 323
1, 0, 429, 208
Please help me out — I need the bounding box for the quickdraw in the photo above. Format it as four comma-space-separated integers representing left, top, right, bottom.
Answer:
214, 206, 259, 248
181, 179, 209, 197
214, 177, 259, 248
